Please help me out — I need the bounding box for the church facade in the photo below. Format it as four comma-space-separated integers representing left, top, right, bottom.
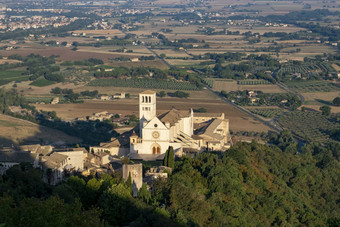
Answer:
130, 90, 194, 157
90, 90, 230, 160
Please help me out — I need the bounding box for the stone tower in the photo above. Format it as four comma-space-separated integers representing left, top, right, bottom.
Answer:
139, 90, 156, 135
122, 163, 143, 197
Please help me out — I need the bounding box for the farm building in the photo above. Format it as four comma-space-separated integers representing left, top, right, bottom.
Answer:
51, 97, 59, 104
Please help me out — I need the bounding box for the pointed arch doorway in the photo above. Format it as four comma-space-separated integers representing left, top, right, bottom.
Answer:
151, 143, 161, 154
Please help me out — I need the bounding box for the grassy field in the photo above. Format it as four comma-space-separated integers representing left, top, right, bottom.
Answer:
0, 70, 29, 82
285, 81, 340, 93
29, 78, 56, 87
25, 96, 55, 104
0, 70, 24, 79
302, 91, 340, 104
0, 114, 81, 146
301, 105, 340, 114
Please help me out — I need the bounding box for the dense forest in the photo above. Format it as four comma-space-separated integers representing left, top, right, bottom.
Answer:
0, 138, 339, 226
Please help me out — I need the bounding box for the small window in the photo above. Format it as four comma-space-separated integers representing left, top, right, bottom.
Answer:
154, 124, 158, 128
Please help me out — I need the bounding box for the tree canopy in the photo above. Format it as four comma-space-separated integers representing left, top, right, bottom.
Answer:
0, 141, 339, 226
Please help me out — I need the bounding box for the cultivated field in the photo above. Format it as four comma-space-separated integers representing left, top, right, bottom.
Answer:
301, 105, 340, 113
2, 46, 125, 61
213, 80, 285, 93
277, 110, 339, 143
302, 91, 340, 103
34, 95, 271, 133
71, 29, 125, 37
0, 70, 29, 84
0, 0, 338, 145
301, 91, 340, 113
0, 114, 81, 146
108, 59, 169, 69
245, 106, 284, 119
286, 81, 340, 93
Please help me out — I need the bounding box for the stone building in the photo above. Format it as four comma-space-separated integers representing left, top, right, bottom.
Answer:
113, 92, 125, 99
0, 145, 86, 185
92, 90, 231, 160
51, 97, 59, 104
0, 152, 40, 175
122, 163, 143, 197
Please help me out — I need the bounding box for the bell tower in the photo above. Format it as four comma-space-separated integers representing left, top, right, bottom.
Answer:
139, 90, 156, 135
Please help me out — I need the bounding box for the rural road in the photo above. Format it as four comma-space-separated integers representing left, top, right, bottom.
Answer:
120, 29, 172, 68
204, 86, 283, 133
276, 81, 305, 103
145, 46, 172, 68
205, 86, 306, 150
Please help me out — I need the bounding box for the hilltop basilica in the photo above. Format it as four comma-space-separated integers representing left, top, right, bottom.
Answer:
91, 90, 230, 160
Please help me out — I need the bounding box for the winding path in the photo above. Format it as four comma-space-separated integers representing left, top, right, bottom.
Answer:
276, 81, 305, 103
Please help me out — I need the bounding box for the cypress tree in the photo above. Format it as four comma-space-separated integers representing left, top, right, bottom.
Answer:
167, 146, 174, 169
137, 183, 151, 203
163, 147, 169, 166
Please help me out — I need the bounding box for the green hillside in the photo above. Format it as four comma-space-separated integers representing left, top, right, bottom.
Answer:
0, 140, 339, 226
